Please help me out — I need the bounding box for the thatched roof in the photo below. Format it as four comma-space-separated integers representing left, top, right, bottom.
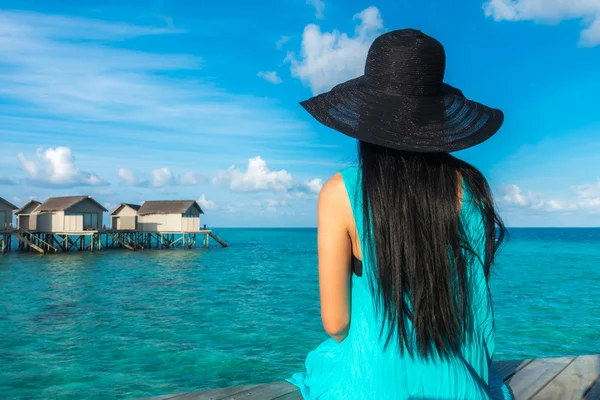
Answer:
108, 203, 141, 216
0, 197, 17, 210
137, 200, 203, 216
37, 196, 108, 213
14, 200, 41, 215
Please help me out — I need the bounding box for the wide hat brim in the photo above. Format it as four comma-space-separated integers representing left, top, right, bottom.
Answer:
300, 75, 504, 153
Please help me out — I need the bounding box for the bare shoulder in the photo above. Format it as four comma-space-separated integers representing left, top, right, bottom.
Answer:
319, 173, 347, 203
318, 173, 352, 225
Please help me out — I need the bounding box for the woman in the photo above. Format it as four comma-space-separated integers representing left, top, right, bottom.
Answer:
288, 29, 513, 399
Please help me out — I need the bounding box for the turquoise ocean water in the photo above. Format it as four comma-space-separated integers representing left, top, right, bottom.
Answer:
1, 228, 599, 399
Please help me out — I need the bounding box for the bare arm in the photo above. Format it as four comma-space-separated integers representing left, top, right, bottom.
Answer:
317, 173, 353, 343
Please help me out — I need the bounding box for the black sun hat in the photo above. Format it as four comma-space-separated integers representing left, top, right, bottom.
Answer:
300, 29, 504, 153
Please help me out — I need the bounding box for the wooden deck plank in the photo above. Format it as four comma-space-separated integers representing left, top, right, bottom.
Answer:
217, 381, 297, 400
139, 356, 600, 400
140, 384, 261, 400
174, 384, 261, 399
495, 359, 534, 381
138, 393, 188, 400
532, 355, 600, 400
583, 378, 600, 400
273, 389, 303, 400
140, 394, 184, 400
506, 356, 576, 399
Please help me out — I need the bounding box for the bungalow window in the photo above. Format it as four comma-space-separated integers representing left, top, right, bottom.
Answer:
83, 213, 98, 229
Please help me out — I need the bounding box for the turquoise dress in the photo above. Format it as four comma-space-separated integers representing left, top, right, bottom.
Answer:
288, 166, 514, 400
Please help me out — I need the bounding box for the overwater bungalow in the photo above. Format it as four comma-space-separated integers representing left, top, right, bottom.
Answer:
34, 196, 107, 233
0, 197, 17, 231
109, 203, 140, 231
2, 197, 226, 254
137, 200, 204, 232
14, 200, 41, 231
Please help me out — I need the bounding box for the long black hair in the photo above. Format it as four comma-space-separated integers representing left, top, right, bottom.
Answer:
358, 140, 506, 360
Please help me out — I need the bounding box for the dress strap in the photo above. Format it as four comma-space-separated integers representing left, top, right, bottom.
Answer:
339, 166, 363, 234
339, 166, 368, 276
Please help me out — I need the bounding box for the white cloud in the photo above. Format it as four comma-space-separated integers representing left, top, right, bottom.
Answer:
0, 11, 308, 144
483, 0, 600, 46
290, 192, 311, 200
501, 183, 531, 206
267, 199, 289, 207
152, 167, 174, 187
257, 71, 283, 84
213, 156, 295, 192
247, 199, 290, 213
266, 199, 289, 213
499, 180, 600, 212
17, 146, 104, 187
544, 199, 577, 211
219, 198, 296, 214
307, 0, 326, 19
18, 154, 39, 177
118, 168, 205, 187
303, 178, 324, 194
500, 184, 557, 211
223, 201, 247, 214
198, 194, 217, 211
572, 179, 600, 199
579, 197, 600, 209
572, 179, 600, 210
227, 199, 290, 213
0, 11, 183, 41
179, 172, 208, 185
287, 6, 384, 94
276, 36, 291, 50
118, 168, 138, 185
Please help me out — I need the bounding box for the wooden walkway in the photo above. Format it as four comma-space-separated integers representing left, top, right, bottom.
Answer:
1, 229, 229, 255
140, 355, 600, 400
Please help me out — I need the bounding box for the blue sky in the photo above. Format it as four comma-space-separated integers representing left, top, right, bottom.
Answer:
0, 0, 599, 227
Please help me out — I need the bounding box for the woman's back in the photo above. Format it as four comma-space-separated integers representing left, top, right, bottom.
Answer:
288, 165, 512, 399
288, 29, 511, 399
